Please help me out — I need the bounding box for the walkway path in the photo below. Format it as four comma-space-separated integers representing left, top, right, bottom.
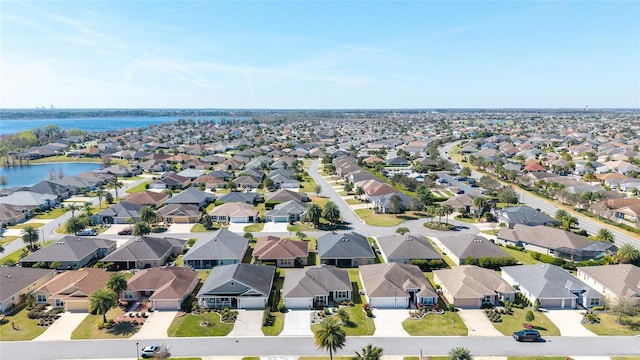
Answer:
33, 311, 88, 341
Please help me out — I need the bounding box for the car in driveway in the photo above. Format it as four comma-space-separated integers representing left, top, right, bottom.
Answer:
77, 228, 97, 236
512, 329, 541, 342
117, 228, 132, 235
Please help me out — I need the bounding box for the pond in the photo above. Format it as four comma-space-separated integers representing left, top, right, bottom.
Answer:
0, 162, 103, 188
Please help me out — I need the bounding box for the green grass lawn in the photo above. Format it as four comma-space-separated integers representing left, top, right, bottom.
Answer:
30, 155, 102, 164
508, 358, 573, 360
309, 196, 329, 207
36, 208, 69, 219
0, 235, 19, 247
481, 229, 500, 236
501, 247, 541, 265
402, 311, 468, 336
354, 209, 404, 226
287, 223, 316, 232
583, 312, 640, 336
206, 202, 216, 212
190, 224, 219, 233
125, 180, 151, 194
7, 223, 45, 230
492, 308, 560, 336
345, 198, 362, 205
0, 306, 48, 341
167, 312, 234, 337
311, 305, 375, 336
299, 175, 319, 193
299, 357, 352, 360
71, 308, 139, 339
244, 223, 265, 232
454, 216, 479, 223
261, 311, 284, 336
1, 248, 27, 265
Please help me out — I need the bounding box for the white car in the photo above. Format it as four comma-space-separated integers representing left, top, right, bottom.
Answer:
140, 345, 159, 358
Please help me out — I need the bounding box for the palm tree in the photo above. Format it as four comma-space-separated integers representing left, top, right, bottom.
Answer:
583, 172, 597, 185
109, 177, 123, 199
296, 231, 307, 241
307, 203, 322, 227
83, 202, 93, 217
473, 196, 488, 218
95, 187, 106, 209
89, 288, 117, 323
617, 243, 640, 264
323, 201, 341, 226
66, 216, 85, 235
554, 209, 569, 222
448, 347, 471, 360
68, 203, 80, 218
106, 273, 128, 298
140, 206, 157, 226
314, 317, 346, 360
132, 222, 151, 236
353, 344, 383, 360
595, 228, 615, 243
22, 225, 39, 251
442, 204, 454, 224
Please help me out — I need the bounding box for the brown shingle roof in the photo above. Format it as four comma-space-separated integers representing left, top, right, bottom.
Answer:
253, 236, 308, 260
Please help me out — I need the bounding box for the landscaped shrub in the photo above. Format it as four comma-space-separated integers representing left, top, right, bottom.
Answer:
505, 244, 525, 251
592, 305, 605, 312
365, 309, 373, 317
262, 308, 273, 326
277, 302, 287, 313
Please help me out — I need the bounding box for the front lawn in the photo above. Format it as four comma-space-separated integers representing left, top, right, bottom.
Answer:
345, 198, 362, 205
36, 208, 69, 219
125, 180, 151, 194
261, 311, 284, 336
8, 223, 45, 230
402, 311, 468, 336
0, 306, 48, 341
492, 308, 560, 336
244, 223, 265, 232
354, 209, 404, 227
167, 311, 233, 337
501, 247, 541, 265
583, 312, 640, 336
308, 196, 329, 207
287, 223, 315, 232
71, 308, 139, 339
0, 235, 19, 247
311, 305, 375, 336
190, 224, 216, 233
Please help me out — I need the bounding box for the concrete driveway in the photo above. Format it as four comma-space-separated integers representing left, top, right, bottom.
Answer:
457, 309, 504, 336
262, 222, 289, 232
167, 223, 195, 234
33, 311, 89, 341
131, 311, 177, 339
372, 309, 410, 337
543, 309, 597, 336
227, 310, 264, 337
227, 223, 247, 233
100, 224, 129, 235
280, 310, 312, 336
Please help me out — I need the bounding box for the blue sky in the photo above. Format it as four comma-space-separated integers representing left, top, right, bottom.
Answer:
1, 1, 638, 109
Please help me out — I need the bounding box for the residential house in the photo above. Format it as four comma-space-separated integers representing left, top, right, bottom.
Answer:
192, 175, 226, 190
375, 234, 442, 264
122, 267, 199, 310
0, 203, 34, 227
440, 194, 477, 214
232, 176, 261, 190
29, 180, 72, 199
165, 187, 215, 209
432, 234, 510, 265
92, 202, 144, 224
20, 236, 116, 269
157, 204, 201, 224
150, 173, 191, 190
497, 225, 617, 261
101, 236, 186, 270
317, 232, 376, 268
576, 264, 640, 305
253, 236, 308, 267
208, 202, 257, 223
369, 192, 419, 213
196, 263, 275, 309
501, 264, 603, 309
264, 200, 308, 223
0, 191, 58, 210
433, 265, 516, 308
183, 229, 249, 269
0, 267, 56, 313
359, 263, 438, 309
282, 265, 351, 309
496, 206, 559, 228
217, 192, 261, 205
32, 268, 112, 311
265, 189, 310, 204
123, 190, 170, 209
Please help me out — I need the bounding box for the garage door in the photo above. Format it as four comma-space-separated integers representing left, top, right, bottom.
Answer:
238, 297, 267, 309
371, 297, 407, 309
153, 299, 179, 311
541, 298, 563, 308
454, 298, 480, 309
284, 298, 312, 310
66, 300, 88, 312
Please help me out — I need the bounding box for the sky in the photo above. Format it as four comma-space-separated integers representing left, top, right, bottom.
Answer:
1, 1, 639, 109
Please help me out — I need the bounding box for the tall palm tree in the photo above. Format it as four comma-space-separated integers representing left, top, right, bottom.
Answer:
106, 273, 128, 298
583, 172, 597, 185
66, 216, 85, 236
68, 203, 80, 218
442, 204, 454, 224
140, 206, 157, 226
89, 289, 117, 323
595, 228, 615, 243
109, 177, 123, 199
83, 202, 93, 217
307, 203, 322, 227
448, 347, 471, 360
472, 196, 488, 218
353, 344, 383, 360
314, 317, 346, 360
132, 222, 151, 236
323, 201, 341, 226
22, 225, 39, 251
95, 187, 106, 209
617, 243, 640, 264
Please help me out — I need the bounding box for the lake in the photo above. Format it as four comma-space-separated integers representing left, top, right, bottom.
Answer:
0, 162, 103, 188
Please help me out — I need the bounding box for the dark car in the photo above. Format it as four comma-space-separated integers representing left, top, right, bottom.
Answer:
118, 228, 132, 235
512, 329, 541, 342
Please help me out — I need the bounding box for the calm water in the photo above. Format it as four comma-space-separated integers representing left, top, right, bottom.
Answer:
0, 162, 102, 188
0, 116, 234, 135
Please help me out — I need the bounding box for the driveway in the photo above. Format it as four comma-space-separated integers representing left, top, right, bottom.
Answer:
227, 310, 264, 337
131, 311, 177, 339
166, 223, 195, 234
100, 224, 129, 235
372, 309, 410, 337
280, 310, 312, 336
228, 223, 247, 233
33, 312, 89, 341
262, 222, 289, 232
543, 309, 597, 336
457, 309, 504, 336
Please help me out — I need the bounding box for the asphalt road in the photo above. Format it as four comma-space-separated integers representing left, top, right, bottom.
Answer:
1, 335, 638, 359
439, 141, 640, 247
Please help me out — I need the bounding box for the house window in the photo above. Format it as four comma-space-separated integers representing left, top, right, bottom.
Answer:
590, 298, 600, 306
280, 259, 292, 266
335, 291, 348, 299
54, 299, 64, 308
482, 295, 492, 304
123, 291, 135, 300
421, 297, 435, 305
37, 294, 47, 303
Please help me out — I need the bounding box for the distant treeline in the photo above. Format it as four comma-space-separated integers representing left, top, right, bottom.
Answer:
0, 125, 86, 155
0, 109, 247, 120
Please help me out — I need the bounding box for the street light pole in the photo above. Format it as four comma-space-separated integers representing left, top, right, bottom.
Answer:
41, 228, 45, 245
136, 342, 139, 360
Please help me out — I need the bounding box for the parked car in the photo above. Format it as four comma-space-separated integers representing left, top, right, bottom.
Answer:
77, 228, 97, 236
118, 228, 132, 235
140, 345, 160, 358
512, 329, 541, 342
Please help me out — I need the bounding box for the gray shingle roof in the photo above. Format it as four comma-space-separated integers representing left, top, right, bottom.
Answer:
102, 236, 184, 262
438, 234, 509, 260
317, 232, 375, 260
197, 263, 274, 297
282, 265, 351, 298
376, 234, 442, 261
183, 229, 248, 261
20, 236, 115, 263
0, 267, 55, 301
502, 264, 601, 299
165, 187, 214, 205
